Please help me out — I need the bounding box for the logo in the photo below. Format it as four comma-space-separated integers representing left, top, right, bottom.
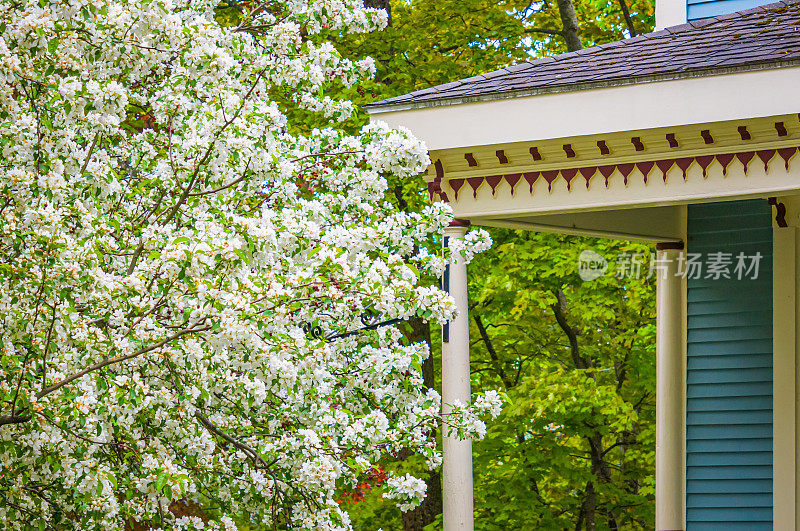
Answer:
578, 249, 608, 281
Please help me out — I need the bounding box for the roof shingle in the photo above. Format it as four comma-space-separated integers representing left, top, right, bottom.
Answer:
367, 1, 800, 108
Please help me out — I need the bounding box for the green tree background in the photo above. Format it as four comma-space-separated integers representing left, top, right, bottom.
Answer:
225, 0, 658, 528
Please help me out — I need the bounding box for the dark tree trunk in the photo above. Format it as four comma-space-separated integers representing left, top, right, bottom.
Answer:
581, 480, 596, 531
400, 316, 443, 531
555, 0, 583, 52
618, 0, 638, 37
401, 470, 443, 531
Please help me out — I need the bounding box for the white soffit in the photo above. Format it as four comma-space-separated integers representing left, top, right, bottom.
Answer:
369, 66, 800, 152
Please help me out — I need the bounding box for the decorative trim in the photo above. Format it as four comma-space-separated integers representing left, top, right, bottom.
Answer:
737, 151, 755, 174
465, 153, 478, 167
768, 197, 788, 228
657, 159, 674, 182
442, 146, 800, 201
717, 153, 734, 174
449, 218, 471, 228
656, 241, 685, 251
496, 150, 509, 164
486, 175, 503, 196
666, 133, 679, 148
427, 159, 449, 202
697, 155, 714, 177
738, 125, 752, 141
505, 173, 521, 195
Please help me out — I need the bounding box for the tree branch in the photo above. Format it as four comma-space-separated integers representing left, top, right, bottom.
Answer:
551, 289, 588, 370
0, 414, 32, 427
195, 412, 271, 470
160, 68, 267, 226
79, 133, 101, 175
473, 313, 513, 390
524, 27, 565, 37
187, 158, 252, 197
37, 322, 210, 399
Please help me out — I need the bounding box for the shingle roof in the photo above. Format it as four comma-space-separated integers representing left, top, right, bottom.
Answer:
367, 1, 800, 109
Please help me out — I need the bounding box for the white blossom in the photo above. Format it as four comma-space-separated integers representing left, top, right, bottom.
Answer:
0, 1, 494, 529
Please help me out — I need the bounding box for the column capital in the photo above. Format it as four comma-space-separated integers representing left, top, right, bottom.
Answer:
444, 219, 471, 238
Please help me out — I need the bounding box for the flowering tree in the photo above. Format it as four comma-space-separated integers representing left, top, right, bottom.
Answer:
0, 1, 496, 529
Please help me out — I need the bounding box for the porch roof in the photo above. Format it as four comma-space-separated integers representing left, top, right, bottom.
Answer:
365, 2, 800, 242
366, 0, 800, 112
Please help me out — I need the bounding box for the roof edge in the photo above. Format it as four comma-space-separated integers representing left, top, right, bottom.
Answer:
365, 59, 800, 114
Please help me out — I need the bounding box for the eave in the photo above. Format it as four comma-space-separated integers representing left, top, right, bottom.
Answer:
368, 66, 800, 152
365, 60, 800, 114
368, 66, 800, 242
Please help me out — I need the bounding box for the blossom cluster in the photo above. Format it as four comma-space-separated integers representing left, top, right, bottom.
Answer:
0, 1, 495, 530
449, 228, 493, 265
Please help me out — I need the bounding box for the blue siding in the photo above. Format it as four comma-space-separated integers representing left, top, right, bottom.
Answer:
686, 199, 773, 529
687, 0, 768, 20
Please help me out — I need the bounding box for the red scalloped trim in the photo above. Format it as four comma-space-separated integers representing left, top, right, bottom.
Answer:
440, 147, 800, 200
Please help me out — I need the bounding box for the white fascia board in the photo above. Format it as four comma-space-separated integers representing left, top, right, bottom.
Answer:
369, 67, 800, 152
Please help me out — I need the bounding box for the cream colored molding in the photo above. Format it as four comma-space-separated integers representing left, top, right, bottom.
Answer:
427, 116, 799, 180
443, 151, 800, 221
679, 204, 687, 531
373, 67, 800, 152
772, 195, 799, 530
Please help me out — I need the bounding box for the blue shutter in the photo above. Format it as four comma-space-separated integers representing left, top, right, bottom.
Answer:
687, 0, 767, 21
686, 199, 773, 529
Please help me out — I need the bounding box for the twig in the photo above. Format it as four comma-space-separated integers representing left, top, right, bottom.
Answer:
195, 412, 271, 470
37, 322, 210, 399
80, 133, 100, 175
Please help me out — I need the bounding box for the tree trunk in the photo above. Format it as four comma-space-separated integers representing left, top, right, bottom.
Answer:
618, 0, 638, 37
401, 316, 443, 530
555, 0, 583, 52
401, 470, 443, 531
582, 480, 596, 531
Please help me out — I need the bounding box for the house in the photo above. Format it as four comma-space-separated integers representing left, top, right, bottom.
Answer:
365, 0, 800, 529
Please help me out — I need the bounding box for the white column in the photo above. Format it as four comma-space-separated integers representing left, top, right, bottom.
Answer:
655, 244, 686, 531
442, 221, 474, 531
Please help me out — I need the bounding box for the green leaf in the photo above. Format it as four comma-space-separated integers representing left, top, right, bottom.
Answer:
154, 472, 168, 493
